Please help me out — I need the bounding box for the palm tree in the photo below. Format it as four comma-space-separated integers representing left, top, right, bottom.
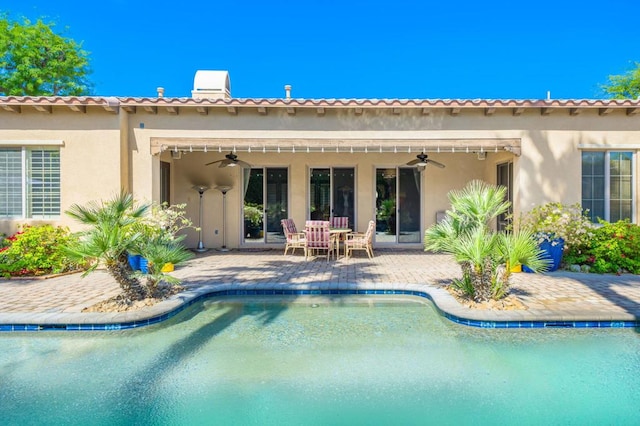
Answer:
137, 237, 194, 298
64, 192, 150, 301
425, 180, 548, 302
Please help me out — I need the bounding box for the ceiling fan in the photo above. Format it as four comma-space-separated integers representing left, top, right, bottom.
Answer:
205, 152, 252, 168
406, 152, 445, 169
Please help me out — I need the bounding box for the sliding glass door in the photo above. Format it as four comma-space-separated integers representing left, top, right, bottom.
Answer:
309, 167, 355, 227
243, 168, 288, 244
375, 167, 421, 243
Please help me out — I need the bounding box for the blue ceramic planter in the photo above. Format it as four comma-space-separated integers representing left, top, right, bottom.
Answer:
139, 257, 149, 273
127, 253, 141, 271
540, 238, 565, 271
524, 237, 565, 273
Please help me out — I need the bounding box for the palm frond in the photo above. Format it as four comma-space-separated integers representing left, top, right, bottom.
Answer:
498, 229, 550, 273
451, 227, 498, 267
139, 239, 194, 272
447, 180, 509, 229
424, 217, 456, 252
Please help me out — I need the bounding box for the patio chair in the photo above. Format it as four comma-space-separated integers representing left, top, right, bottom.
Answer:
329, 216, 350, 256
345, 220, 375, 259
281, 218, 306, 255
304, 220, 335, 261
330, 216, 349, 229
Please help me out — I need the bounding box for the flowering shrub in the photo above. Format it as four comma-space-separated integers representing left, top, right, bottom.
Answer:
573, 220, 640, 274
519, 203, 595, 250
0, 225, 84, 277
137, 202, 197, 244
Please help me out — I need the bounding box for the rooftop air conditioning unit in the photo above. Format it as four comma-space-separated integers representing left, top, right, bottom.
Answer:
191, 70, 231, 100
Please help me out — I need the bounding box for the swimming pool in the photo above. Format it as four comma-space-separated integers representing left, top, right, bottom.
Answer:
2, 295, 639, 425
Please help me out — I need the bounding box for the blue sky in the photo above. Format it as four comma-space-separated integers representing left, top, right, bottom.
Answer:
5, 0, 640, 99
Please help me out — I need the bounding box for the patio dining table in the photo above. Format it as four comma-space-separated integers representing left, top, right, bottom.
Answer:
330, 227, 351, 258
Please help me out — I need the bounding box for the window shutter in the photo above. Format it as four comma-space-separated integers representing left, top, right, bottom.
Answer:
0, 148, 23, 217
27, 148, 61, 218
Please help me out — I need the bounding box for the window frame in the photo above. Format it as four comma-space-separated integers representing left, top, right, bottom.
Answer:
581, 150, 635, 223
0, 146, 61, 219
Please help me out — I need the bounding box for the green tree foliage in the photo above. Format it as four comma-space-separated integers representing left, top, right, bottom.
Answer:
601, 62, 640, 99
0, 15, 92, 96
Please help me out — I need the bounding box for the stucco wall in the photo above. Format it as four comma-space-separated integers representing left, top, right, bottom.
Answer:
2, 103, 639, 249
155, 149, 487, 249
129, 107, 640, 248
0, 109, 122, 235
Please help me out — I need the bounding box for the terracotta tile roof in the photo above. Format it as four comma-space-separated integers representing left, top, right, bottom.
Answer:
0, 96, 119, 105
117, 97, 640, 108
1, 96, 639, 111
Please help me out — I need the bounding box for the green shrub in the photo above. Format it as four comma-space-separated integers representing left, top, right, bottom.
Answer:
518, 202, 595, 252
0, 225, 83, 277
0, 233, 8, 250
587, 220, 640, 274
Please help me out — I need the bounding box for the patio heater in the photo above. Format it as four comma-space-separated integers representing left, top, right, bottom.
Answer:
192, 185, 210, 252
216, 185, 232, 251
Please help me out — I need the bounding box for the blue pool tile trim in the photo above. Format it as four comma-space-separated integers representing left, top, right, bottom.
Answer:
2, 288, 639, 332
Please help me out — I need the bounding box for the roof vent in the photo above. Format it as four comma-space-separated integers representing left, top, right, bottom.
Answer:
192, 70, 231, 100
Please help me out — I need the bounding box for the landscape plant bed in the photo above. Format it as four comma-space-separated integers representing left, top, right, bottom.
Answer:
82, 283, 184, 313
0, 269, 84, 281
446, 286, 528, 311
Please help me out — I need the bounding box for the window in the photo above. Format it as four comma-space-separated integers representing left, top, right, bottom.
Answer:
582, 151, 634, 223
0, 147, 60, 218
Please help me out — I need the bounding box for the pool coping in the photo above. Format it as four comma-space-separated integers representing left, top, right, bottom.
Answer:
1, 282, 638, 331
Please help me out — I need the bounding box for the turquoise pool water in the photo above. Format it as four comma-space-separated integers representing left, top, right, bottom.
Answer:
1, 295, 640, 425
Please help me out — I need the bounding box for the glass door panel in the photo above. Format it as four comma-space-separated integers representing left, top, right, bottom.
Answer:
398, 168, 421, 243
376, 167, 421, 244
376, 168, 397, 243
497, 162, 513, 231
243, 168, 288, 244
243, 169, 264, 244
332, 168, 355, 228
310, 167, 355, 226
310, 168, 330, 220
265, 168, 287, 244
160, 161, 170, 204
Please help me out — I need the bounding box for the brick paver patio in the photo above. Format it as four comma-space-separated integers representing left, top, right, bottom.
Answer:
1, 249, 639, 326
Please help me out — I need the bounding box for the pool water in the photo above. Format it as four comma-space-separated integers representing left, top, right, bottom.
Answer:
1, 295, 640, 425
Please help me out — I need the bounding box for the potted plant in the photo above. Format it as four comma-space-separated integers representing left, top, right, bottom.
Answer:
377, 199, 396, 234
518, 202, 595, 271
244, 203, 263, 238
131, 202, 197, 272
